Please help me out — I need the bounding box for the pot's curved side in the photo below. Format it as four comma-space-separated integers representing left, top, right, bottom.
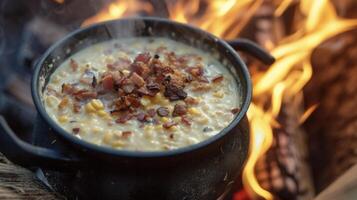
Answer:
32, 115, 249, 200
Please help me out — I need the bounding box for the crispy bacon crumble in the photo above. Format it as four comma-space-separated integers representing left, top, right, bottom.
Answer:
57, 50, 233, 129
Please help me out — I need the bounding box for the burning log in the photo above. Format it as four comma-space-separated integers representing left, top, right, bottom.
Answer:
0, 153, 61, 199
304, 29, 357, 192
255, 95, 315, 200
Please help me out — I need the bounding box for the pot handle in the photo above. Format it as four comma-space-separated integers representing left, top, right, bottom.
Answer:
226, 39, 275, 65
0, 115, 81, 170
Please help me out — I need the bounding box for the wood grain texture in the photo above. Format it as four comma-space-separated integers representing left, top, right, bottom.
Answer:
0, 153, 60, 200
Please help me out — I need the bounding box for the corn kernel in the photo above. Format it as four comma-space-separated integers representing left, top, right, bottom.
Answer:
97, 110, 108, 117
122, 70, 130, 76
186, 137, 199, 144
213, 91, 224, 98
91, 99, 104, 110
154, 125, 163, 131
160, 117, 169, 123
85, 103, 96, 113
168, 126, 178, 131
92, 126, 102, 134
188, 108, 200, 116
103, 115, 112, 120
144, 125, 154, 131
102, 132, 112, 144
153, 93, 164, 104
117, 51, 128, 59
161, 99, 170, 106
140, 97, 151, 107
112, 132, 122, 140
197, 116, 209, 124
105, 56, 114, 64
58, 97, 69, 110
46, 96, 58, 107
58, 115, 68, 123
112, 140, 126, 148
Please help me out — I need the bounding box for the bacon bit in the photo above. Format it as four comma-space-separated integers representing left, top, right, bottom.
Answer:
181, 116, 191, 126
198, 76, 210, 83
134, 52, 151, 63
146, 82, 161, 93
72, 127, 80, 134
92, 76, 97, 88
131, 62, 150, 76
147, 108, 156, 117
111, 71, 123, 84
106, 63, 115, 70
157, 107, 169, 117
184, 97, 199, 105
212, 75, 224, 83
58, 97, 69, 109
172, 104, 187, 117
130, 72, 145, 87
102, 74, 114, 90
70, 59, 78, 72
136, 112, 147, 122
114, 97, 129, 111
126, 95, 141, 108
137, 86, 155, 96
185, 75, 193, 83
169, 73, 186, 87
74, 90, 97, 101
115, 113, 133, 123
117, 88, 126, 97
153, 63, 174, 75
73, 102, 81, 113
110, 109, 121, 115
163, 121, 177, 129
62, 83, 77, 94
122, 131, 132, 138
164, 84, 187, 101
191, 82, 211, 92
186, 66, 203, 77
231, 108, 240, 114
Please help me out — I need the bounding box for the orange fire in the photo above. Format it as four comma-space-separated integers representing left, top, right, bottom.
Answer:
82, 0, 357, 199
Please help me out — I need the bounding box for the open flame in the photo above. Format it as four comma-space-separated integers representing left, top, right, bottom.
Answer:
82, 0, 357, 199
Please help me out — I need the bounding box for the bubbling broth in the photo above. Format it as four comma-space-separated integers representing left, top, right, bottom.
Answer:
43, 37, 241, 151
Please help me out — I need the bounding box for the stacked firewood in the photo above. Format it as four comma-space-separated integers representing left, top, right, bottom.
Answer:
304, 29, 357, 191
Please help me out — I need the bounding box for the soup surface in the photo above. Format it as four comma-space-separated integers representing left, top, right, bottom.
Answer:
43, 37, 240, 151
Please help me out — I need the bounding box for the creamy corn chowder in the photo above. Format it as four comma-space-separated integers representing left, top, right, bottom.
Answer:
43, 37, 240, 151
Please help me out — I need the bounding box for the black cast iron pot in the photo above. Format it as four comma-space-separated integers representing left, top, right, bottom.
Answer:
0, 17, 274, 200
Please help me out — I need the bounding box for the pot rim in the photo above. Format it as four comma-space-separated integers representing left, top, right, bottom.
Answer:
31, 17, 252, 158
